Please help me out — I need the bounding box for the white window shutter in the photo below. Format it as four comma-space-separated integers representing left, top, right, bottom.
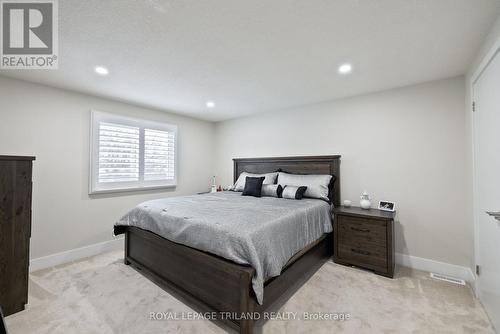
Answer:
98, 122, 140, 183
90, 110, 177, 194
144, 129, 175, 181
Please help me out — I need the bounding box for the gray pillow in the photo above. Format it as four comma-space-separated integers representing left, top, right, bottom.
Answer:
261, 184, 283, 198
233, 172, 278, 192
277, 173, 332, 201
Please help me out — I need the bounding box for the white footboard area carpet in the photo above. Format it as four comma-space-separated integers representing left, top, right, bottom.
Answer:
5, 251, 494, 334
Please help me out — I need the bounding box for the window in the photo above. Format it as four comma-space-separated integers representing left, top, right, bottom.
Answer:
90, 111, 177, 194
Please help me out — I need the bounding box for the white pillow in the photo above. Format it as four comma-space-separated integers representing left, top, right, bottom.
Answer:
277, 173, 332, 201
261, 184, 283, 198
233, 172, 278, 192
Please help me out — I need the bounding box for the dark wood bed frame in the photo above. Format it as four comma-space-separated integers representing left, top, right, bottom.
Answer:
123, 155, 341, 334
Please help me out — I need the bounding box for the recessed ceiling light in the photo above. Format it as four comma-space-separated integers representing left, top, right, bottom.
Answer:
338, 63, 352, 74
95, 66, 109, 76
206, 101, 215, 108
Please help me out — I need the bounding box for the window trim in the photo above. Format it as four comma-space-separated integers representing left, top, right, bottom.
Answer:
89, 110, 178, 195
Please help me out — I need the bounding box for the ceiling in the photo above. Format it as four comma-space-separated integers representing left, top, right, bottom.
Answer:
1, 0, 499, 121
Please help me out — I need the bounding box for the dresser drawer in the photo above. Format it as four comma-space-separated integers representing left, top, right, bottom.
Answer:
337, 215, 387, 245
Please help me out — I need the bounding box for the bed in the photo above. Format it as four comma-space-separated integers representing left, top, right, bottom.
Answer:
115, 155, 341, 334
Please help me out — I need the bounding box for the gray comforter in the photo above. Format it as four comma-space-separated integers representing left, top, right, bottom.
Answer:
114, 191, 332, 304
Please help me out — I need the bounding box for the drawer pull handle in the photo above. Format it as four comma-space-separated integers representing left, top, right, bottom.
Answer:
351, 248, 371, 256
486, 211, 500, 223
351, 227, 370, 233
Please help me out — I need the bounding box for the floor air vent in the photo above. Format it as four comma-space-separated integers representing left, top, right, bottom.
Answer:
430, 273, 466, 285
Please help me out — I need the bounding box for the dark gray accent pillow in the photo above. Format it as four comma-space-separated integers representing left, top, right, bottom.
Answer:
281, 185, 308, 200
242, 177, 265, 197
261, 184, 284, 198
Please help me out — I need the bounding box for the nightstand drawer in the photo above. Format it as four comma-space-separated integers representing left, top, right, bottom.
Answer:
338, 243, 388, 269
337, 216, 387, 244
340, 237, 388, 257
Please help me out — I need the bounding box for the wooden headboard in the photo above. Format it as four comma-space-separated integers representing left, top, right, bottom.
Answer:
233, 155, 341, 206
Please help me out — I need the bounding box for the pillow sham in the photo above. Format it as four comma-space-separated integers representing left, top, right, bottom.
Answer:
261, 184, 283, 198
277, 172, 332, 201
281, 185, 308, 200
242, 177, 265, 197
233, 172, 278, 192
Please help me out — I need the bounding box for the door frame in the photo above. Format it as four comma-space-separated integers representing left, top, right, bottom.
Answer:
469, 34, 500, 296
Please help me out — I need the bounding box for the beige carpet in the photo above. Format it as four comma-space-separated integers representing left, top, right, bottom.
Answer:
5, 251, 494, 334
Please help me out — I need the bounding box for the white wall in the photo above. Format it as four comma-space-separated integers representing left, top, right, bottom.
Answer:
0, 74, 473, 271
0, 76, 215, 259
215, 77, 470, 267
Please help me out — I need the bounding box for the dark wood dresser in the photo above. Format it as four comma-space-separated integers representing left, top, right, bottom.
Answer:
0, 155, 35, 316
333, 206, 395, 278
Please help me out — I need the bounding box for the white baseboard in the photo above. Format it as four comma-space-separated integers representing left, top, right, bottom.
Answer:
30, 237, 124, 272
396, 253, 476, 284
29, 239, 475, 286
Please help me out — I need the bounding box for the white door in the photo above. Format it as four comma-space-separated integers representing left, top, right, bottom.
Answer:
473, 48, 500, 332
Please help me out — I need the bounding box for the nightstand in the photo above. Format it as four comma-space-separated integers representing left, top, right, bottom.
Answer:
333, 206, 395, 278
